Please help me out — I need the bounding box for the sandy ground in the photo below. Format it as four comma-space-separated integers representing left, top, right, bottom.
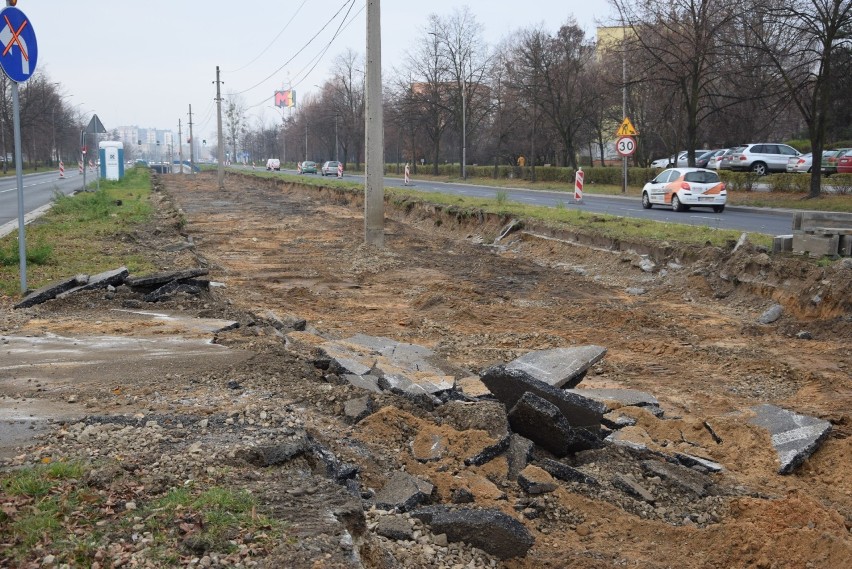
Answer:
1, 170, 850, 568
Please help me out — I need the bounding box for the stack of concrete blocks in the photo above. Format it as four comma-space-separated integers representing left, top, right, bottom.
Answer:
774, 212, 852, 257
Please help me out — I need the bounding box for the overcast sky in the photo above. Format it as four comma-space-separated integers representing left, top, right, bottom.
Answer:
19, 1, 613, 140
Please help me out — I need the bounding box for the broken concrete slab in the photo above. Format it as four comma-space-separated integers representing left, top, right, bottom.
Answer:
565, 388, 662, 416
124, 267, 209, 290
260, 309, 307, 332
56, 266, 129, 298
640, 460, 710, 497
505, 346, 607, 389
480, 364, 607, 427
748, 404, 832, 474
320, 334, 461, 397
343, 374, 382, 394
14, 274, 88, 308
410, 506, 534, 560
375, 515, 415, 541
612, 473, 655, 503
508, 392, 603, 457
373, 472, 434, 512
535, 458, 599, 486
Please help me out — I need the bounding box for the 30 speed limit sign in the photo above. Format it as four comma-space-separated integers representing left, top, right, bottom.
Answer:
616, 136, 636, 156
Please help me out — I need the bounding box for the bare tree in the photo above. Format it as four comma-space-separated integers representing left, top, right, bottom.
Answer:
224, 93, 247, 164
743, 0, 852, 197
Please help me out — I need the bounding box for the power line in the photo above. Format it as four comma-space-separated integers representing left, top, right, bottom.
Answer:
223, 0, 310, 74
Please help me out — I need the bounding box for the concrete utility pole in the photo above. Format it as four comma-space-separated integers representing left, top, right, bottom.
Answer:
188, 104, 195, 173
215, 66, 225, 190
364, 0, 384, 247
621, 29, 627, 194
178, 119, 184, 175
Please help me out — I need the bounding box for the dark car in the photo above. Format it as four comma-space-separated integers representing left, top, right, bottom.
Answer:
696, 149, 724, 169
300, 160, 317, 174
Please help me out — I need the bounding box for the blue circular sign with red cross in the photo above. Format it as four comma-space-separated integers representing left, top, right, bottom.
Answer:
0, 6, 37, 83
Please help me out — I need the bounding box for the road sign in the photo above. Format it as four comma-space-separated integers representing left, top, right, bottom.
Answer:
616, 136, 637, 157
0, 6, 37, 83
616, 117, 638, 137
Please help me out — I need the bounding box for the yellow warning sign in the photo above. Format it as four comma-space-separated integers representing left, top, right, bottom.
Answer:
616, 117, 638, 137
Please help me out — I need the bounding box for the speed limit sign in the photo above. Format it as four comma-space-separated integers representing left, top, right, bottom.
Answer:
616, 136, 636, 156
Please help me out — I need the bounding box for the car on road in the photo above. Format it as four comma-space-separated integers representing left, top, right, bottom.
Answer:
787, 153, 812, 173
266, 158, 280, 171
321, 160, 340, 176
641, 167, 727, 213
728, 143, 800, 175
821, 149, 851, 176
300, 160, 318, 174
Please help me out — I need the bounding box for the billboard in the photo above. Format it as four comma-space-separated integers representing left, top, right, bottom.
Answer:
275, 89, 296, 108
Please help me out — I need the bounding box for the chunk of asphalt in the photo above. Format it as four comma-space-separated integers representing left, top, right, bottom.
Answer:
480, 364, 606, 427
56, 266, 129, 298
535, 457, 599, 486
507, 392, 603, 457
14, 274, 88, 308
464, 434, 510, 467
143, 280, 206, 302
261, 309, 307, 332
505, 346, 607, 389
640, 460, 710, 497
125, 267, 209, 290
343, 396, 373, 424
373, 472, 434, 512
506, 434, 535, 480
517, 465, 558, 494
375, 515, 415, 541
673, 452, 724, 473
602, 411, 637, 430
343, 374, 382, 394
410, 506, 534, 560
612, 473, 655, 503
747, 403, 832, 474
235, 434, 311, 466
758, 304, 784, 324
565, 388, 659, 412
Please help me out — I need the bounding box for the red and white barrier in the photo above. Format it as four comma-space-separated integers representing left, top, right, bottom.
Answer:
78, 160, 83, 174
404, 163, 410, 186
297, 161, 302, 174
337, 161, 343, 178
89, 160, 95, 172
574, 167, 584, 203
58, 161, 65, 179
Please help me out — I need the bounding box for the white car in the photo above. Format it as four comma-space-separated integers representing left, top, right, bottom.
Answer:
650, 151, 688, 169
641, 167, 727, 213
787, 153, 812, 173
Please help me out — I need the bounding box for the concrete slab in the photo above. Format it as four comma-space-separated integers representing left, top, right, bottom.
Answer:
792, 233, 840, 257
505, 346, 607, 389
748, 404, 832, 474
480, 364, 607, 427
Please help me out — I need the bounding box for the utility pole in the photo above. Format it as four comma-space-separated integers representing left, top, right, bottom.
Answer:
621, 28, 627, 194
178, 119, 184, 175
188, 104, 195, 173
214, 66, 225, 190
364, 0, 384, 247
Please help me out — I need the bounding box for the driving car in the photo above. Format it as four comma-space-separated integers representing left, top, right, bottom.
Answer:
300, 160, 317, 174
786, 153, 812, 173
641, 167, 727, 213
321, 160, 340, 176
728, 143, 800, 175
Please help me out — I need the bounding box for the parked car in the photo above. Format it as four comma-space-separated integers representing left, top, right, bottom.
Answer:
300, 160, 317, 174
266, 158, 280, 171
821, 149, 851, 176
716, 147, 743, 171
650, 151, 688, 168
641, 167, 727, 213
696, 149, 724, 169
786, 153, 812, 173
837, 152, 852, 175
728, 143, 800, 175
321, 160, 340, 176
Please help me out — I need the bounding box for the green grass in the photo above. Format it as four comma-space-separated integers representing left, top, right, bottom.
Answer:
0, 166, 158, 297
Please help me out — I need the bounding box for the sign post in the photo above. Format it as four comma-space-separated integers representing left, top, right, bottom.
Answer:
0, 3, 38, 294
615, 117, 638, 195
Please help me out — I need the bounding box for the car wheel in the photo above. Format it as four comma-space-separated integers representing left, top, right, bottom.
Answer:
672, 195, 686, 212
713, 205, 725, 213
642, 192, 652, 209
751, 162, 767, 176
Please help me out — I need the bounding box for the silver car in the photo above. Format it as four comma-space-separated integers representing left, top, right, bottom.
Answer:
787, 153, 812, 173
728, 143, 800, 175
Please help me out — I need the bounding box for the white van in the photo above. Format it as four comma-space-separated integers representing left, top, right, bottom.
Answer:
266, 158, 280, 171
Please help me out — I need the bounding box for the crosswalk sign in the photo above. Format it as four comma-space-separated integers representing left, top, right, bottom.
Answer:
616, 117, 638, 137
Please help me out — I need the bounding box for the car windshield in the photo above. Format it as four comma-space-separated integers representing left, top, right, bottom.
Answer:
684, 171, 720, 184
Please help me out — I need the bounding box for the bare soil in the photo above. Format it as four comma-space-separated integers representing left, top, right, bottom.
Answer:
1, 170, 850, 568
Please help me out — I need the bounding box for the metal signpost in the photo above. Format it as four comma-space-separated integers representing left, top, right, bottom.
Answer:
616, 117, 638, 195
0, 1, 38, 294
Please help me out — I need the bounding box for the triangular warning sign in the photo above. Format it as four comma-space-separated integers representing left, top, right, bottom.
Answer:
85, 114, 108, 134
616, 117, 638, 137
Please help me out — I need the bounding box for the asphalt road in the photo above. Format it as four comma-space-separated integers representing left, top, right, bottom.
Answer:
266, 167, 794, 236
0, 167, 87, 237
